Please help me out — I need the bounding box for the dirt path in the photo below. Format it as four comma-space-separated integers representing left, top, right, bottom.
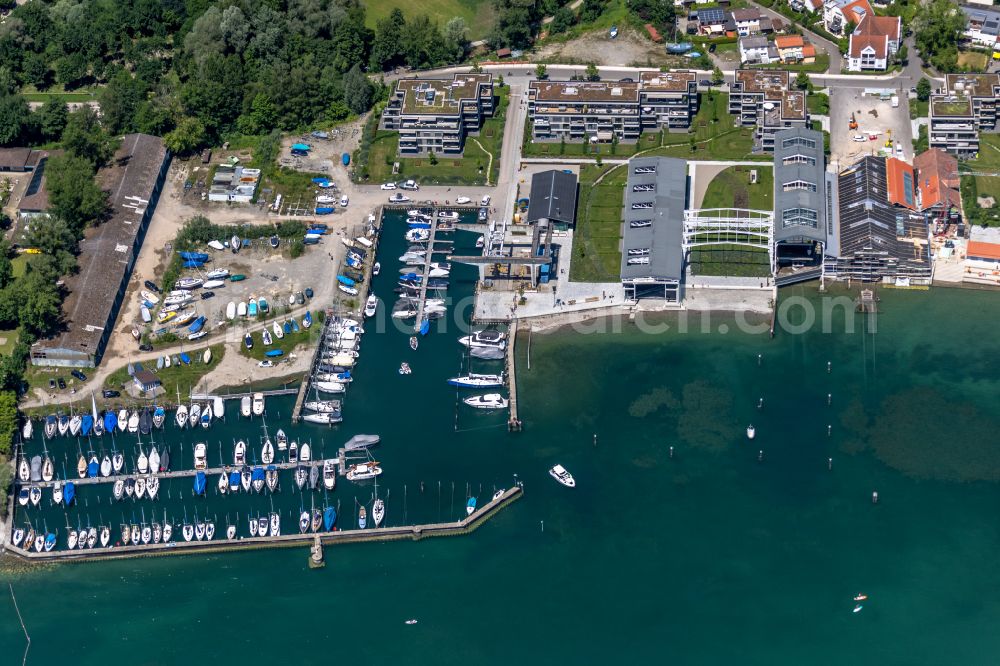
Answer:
534, 26, 685, 68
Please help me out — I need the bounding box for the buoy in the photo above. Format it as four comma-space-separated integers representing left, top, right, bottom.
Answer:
827, 424, 832, 436
872, 491, 879, 504
758, 450, 763, 462
828, 457, 833, 471
827, 361, 832, 373
827, 393, 832, 405
669, 446, 674, 459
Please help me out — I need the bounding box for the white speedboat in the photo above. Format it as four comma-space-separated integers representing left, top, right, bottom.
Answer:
313, 381, 346, 394
276, 429, 287, 451
289, 441, 298, 463
323, 459, 337, 490
492, 488, 504, 501
193, 442, 207, 470
373, 499, 385, 527
234, 440, 246, 465
241, 395, 251, 417
746, 425, 756, 440
302, 412, 340, 425
459, 329, 507, 349
463, 393, 508, 410
447, 373, 503, 388
300, 442, 312, 462
364, 295, 377, 318
549, 464, 576, 488
252, 393, 264, 416
346, 462, 381, 481
52, 481, 63, 504
206, 268, 229, 280
213, 396, 224, 419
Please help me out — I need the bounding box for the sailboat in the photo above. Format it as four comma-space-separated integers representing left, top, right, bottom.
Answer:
100, 453, 111, 477
69, 413, 82, 437
299, 510, 310, 533
41, 450, 53, 482
44, 415, 56, 439
113, 478, 124, 500
206, 521, 215, 540
175, 403, 188, 429
217, 473, 227, 495
294, 466, 307, 489
323, 506, 336, 531
188, 403, 201, 428
137, 446, 149, 474
128, 411, 140, 433
193, 471, 207, 496
249, 514, 259, 537
276, 429, 287, 451
241, 468, 251, 492
265, 466, 278, 492
100, 525, 111, 548
148, 446, 160, 475
58, 415, 70, 436
226, 523, 236, 540
152, 522, 162, 544
76, 453, 86, 478
269, 512, 280, 536
373, 498, 385, 527
163, 512, 173, 542
152, 405, 165, 429
147, 476, 160, 499
261, 438, 274, 464
466, 496, 477, 516
251, 467, 265, 493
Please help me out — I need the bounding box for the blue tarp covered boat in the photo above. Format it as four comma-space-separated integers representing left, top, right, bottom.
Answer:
44, 533, 56, 550
467, 497, 477, 513
291, 143, 310, 151
81, 414, 93, 436
103, 411, 117, 434
306, 228, 328, 235
342, 153, 350, 166
63, 482, 75, 505
335, 370, 351, 382
87, 458, 99, 478
407, 221, 431, 229
179, 252, 209, 261
419, 319, 430, 336
311, 177, 328, 184
303, 311, 312, 328
315, 207, 334, 215
194, 471, 206, 495
323, 506, 336, 531
180, 353, 191, 365
265, 349, 283, 357
229, 471, 240, 488
337, 275, 355, 286
189, 316, 206, 333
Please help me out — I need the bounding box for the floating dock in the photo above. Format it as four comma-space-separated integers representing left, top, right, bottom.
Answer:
507, 322, 521, 431
4, 486, 522, 562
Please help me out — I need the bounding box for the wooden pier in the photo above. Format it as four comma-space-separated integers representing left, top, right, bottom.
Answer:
4, 486, 523, 562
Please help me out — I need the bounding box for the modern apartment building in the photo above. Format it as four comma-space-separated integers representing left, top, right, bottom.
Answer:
728, 69, 808, 152
772, 128, 828, 276
527, 71, 697, 142
381, 73, 495, 155
928, 73, 1000, 157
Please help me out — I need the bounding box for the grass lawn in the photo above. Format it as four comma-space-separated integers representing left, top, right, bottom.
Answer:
958, 51, 989, 71
966, 133, 1000, 201
688, 244, 771, 277
570, 164, 627, 282
103, 343, 226, 399
701, 165, 773, 210
366, 88, 507, 186
644, 92, 767, 161
19, 84, 98, 103
910, 98, 928, 120
522, 126, 657, 158
364, 0, 494, 40
239, 313, 322, 362
807, 93, 829, 116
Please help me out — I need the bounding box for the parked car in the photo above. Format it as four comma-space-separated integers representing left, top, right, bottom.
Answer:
144, 280, 161, 293
57, 378, 66, 390
138, 343, 153, 352
201, 291, 215, 300
389, 193, 411, 203
71, 370, 87, 382
400, 180, 419, 190
708, 43, 716, 53
340, 195, 349, 207
619, 77, 633, 83
258, 360, 274, 368
853, 135, 866, 142
380, 182, 397, 190
291, 149, 308, 157
700, 79, 711, 86
48, 379, 56, 390
102, 389, 120, 398
481, 194, 492, 206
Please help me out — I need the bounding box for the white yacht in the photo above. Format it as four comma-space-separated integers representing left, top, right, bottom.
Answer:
746, 425, 756, 440
462, 393, 509, 410
364, 295, 377, 318
234, 440, 246, 465
346, 462, 382, 481
193, 443, 207, 470
549, 464, 576, 488
458, 329, 507, 350
447, 373, 504, 388
241, 395, 252, 418
252, 393, 265, 416
323, 459, 337, 490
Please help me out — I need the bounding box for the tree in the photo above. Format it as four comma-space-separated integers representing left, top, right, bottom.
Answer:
22, 53, 49, 89
711, 66, 724, 85
164, 117, 206, 155
0, 240, 12, 291
0, 390, 16, 456
370, 9, 406, 70
0, 93, 29, 146
344, 64, 374, 115
490, 0, 541, 49
236, 93, 278, 135
549, 7, 575, 34
62, 106, 116, 167
33, 99, 68, 142
45, 153, 108, 230
795, 71, 811, 90
916, 77, 931, 102
585, 63, 600, 81
443, 17, 469, 61
629, 0, 675, 31
15, 270, 62, 337
913, 0, 965, 72
22, 216, 77, 257
99, 69, 146, 135
579, 0, 606, 23
535, 63, 548, 79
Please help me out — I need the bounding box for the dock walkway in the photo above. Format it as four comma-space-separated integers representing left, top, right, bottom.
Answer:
5, 486, 523, 562
506, 322, 521, 431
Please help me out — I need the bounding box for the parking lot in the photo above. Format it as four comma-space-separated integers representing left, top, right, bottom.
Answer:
829, 87, 914, 168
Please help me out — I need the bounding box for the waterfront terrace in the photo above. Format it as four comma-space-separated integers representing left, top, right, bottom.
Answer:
30, 133, 170, 368
527, 72, 698, 142
381, 73, 495, 155
728, 70, 808, 152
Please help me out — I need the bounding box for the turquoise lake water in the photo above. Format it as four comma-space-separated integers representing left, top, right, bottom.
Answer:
3, 216, 1000, 663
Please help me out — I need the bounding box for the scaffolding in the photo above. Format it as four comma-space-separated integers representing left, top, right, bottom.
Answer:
682, 208, 776, 276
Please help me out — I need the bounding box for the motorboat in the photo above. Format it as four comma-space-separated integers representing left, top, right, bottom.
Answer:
262, 439, 274, 464
323, 459, 337, 490
234, 440, 246, 465
188, 403, 201, 428
113, 478, 124, 500
16, 488, 28, 506
463, 393, 508, 410
447, 373, 504, 388
228, 471, 240, 492
339, 285, 358, 296
252, 393, 265, 416
22, 418, 32, 440
52, 481, 63, 504
176, 404, 188, 428
176, 277, 203, 290
193, 442, 207, 470
231, 235, 241, 253
289, 441, 299, 463
241, 395, 252, 417
398, 362, 411, 375
746, 425, 756, 440
459, 329, 507, 349
373, 499, 385, 526
300, 443, 312, 462
304, 399, 341, 414
299, 510, 310, 533
270, 512, 280, 536
346, 462, 381, 481
67, 528, 77, 550
276, 429, 287, 451
364, 295, 377, 318
466, 496, 476, 516
549, 464, 576, 488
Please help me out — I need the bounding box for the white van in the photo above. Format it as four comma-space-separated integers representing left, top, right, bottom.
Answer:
340, 195, 349, 207
481, 194, 491, 206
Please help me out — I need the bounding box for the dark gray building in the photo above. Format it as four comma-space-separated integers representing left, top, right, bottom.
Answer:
824, 155, 931, 284
621, 157, 687, 303
526, 170, 578, 226
772, 128, 828, 280
31, 134, 171, 368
